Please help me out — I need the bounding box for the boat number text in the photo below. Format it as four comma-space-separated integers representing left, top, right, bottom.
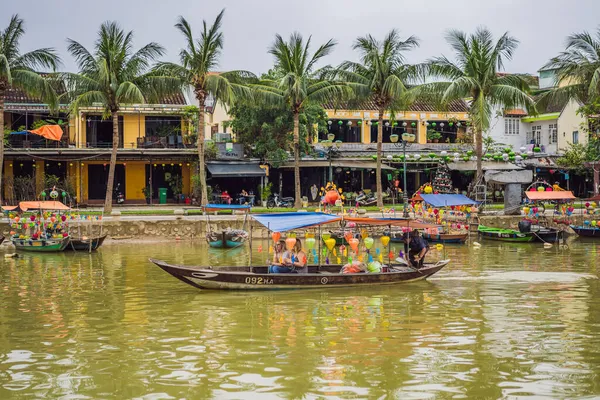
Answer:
245, 277, 274, 285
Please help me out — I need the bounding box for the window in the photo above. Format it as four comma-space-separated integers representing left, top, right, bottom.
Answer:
573, 131, 579, 144
528, 125, 542, 145
504, 118, 520, 135
549, 124, 558, 144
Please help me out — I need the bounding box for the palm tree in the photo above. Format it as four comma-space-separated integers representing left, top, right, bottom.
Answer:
539, 27, 600, 105
66, 21, 177, 213
415, 28, 534, 182
154, 10, 254, 206
253, 33, 348, 208
338, 30, 419, 207
0, 15, 60, 204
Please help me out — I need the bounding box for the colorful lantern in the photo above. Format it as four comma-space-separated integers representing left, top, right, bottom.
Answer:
537, 186, 545, 192
271, 232, 281, 243
321, 233, 331, 241
364, 237, 374, 250
348, 238, 359, 252
324, 238, 336, 251
323, 190, 340, 205
344, 232, 353, 243
306, 238, 316, 250
285, 237, 297, 250
380, 236, 390, 247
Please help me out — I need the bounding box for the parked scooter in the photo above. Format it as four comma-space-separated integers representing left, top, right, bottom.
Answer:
114, 183, 125, 204
267, 193, 294, 208
355, 191, 377, 207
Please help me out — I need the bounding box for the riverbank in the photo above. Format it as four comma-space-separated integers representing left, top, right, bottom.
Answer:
0, 213, 588, 241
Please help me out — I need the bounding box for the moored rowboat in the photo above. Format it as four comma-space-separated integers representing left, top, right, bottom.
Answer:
67, 234, 108, 251
570, 226, 600, 238
149, 258, 450, 290
422, 232, 468, 244
11, 236, 70, 252
477, 225, 534, 242
206, 230, 248, 249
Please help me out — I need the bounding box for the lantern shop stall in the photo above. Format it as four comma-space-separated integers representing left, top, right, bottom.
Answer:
3, 200, 72, 252
521, 187, 577, 243
570, 194, 600, 238
149, 213, 450, 290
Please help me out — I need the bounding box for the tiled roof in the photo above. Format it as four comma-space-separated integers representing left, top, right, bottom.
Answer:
323, 99, 468, 113
505, 109, 527, 116
158, 93, 187, 105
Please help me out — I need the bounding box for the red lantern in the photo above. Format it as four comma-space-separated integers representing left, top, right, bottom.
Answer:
30, 215, 35, 222
323, 190, 340, 205
530, 187, 537, 192
545, 187, 552, 191
433, 209, 439, 215
344, 232, 353, 243
271, 232, 281, 243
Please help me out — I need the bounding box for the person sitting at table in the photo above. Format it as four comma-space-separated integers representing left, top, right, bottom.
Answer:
239, 189, 249, 204
269, 240, 293, 273
221, 190, 232, 204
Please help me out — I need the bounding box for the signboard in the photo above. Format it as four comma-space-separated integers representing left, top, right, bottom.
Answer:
216, 143, 243, 160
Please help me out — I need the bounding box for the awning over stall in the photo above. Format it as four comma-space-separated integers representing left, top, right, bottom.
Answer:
420, 194, 478, 207
252, 212, 341, 232
280, 160, 394, 170
206, 162, 266, 177
525, 191, 576, 201
447, 161, 522, 171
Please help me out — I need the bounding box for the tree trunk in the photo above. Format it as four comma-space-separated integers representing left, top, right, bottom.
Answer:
376, 110, 384, 207
104, 111, 119, 213
475, 127, 483, 183
196, 92, 208, 206
293, 112, 302, 209
0, 93, 4, 205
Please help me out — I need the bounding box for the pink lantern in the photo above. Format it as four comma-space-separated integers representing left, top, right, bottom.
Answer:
545, 187, 553, 191
30, 215, 36, 222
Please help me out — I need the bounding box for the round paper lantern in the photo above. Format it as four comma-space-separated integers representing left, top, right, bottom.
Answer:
585, 202, 590, 208
348, 238, 359, 252
338, 120, 343, 125
324, 190, 340, 205
30, 215, 36, 221
584, 220, 591, 225
523, 206, 530, 214
545, 187, 553, 191
305, 237, 316, 250
529, 187, 537, 192
364, 237, 374, 250
424, 185, 433, 194
271, 231, 281, 243
61, 215, 66, 222
592, 220, 597, 227
285, 237, 297, 250
344, 232, 353, 243
321, 233, 331, 241
380, 236, 390, 247
411, 122, 416, 127
50, 216, 56, 223
537, 186, 545, 192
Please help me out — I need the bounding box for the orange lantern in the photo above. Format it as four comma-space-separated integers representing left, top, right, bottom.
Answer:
285, 237, 297, 250
344, 232, 353, 243
14, 216, 20, 223
348, 238, 359, 253
50, 216, 56, 223
271, 231, 281, 243
323, 190, 340, 205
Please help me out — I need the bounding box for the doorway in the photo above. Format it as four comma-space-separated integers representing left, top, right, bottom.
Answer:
88, 164, 126, 200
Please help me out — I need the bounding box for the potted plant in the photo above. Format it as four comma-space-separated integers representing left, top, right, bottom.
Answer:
142, 186, 152, 204
167, 175, 183, 203
427, 131, 442, 143
259, 183, 272, 207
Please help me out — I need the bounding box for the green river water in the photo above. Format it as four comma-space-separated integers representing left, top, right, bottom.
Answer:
0, 239, 599, 399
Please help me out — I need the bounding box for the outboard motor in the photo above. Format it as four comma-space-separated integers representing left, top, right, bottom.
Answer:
518, 220, 531, 233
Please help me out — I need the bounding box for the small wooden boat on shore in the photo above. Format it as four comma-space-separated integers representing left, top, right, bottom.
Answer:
149, 258, 450, 290
66, 234, 107, 251
570, 226, 600, 238
477, 225, 534, 242
530, 226, 565, 243
11, 236, 70, 252
422, 232, 468, 244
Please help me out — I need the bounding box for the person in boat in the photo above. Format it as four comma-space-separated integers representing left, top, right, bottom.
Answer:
268, 240, 293, 273
290, 239, 308, 274
403, 229, 429, 268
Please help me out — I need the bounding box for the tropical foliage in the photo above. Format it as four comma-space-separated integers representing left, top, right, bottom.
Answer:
154, 10, 254, 205
337, 30, 419, 206
414, 28, 534, 181
227, 101, 326, 167
66, 21, 177, 212
0, 14, 60, 204
252, 33, 348, 208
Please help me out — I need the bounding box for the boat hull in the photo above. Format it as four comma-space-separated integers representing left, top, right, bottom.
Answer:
149, 259, 450, 291
570, 226, 600, 238
207, 231, 247, 249
531, 228, 564, 243
422, 232, 468, 244
477, 226, 534, 242
11, 236, 70, 252
67, 234, 107, 251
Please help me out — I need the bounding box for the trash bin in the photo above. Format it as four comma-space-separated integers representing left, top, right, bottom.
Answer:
158, 188, 168, 204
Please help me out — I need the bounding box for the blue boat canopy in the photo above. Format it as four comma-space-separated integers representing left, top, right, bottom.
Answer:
252, 212, 340, 232
420, 194, 478, 207
203, 204, 251, 211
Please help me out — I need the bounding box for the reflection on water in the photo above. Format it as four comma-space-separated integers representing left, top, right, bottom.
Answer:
0, 239, 599, 398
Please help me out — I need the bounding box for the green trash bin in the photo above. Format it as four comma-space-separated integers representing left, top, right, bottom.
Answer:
158, 188, 168, 204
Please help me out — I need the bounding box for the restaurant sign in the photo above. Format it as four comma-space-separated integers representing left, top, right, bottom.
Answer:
216, 143, 243, 160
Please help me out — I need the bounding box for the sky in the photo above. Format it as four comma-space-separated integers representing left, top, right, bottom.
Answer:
3, 0, 599, 75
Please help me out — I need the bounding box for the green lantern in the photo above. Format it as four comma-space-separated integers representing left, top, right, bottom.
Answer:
444, 156, 450, 162
393, 122, 398, 127
338, 120, 343, 126
466, 150, 474, 156
61, 191, 67, 197
399, 155, 405, 161
509, 151, 515, 156
431, 122, 437, 127
509, 156, 516, 161
463, 156, 470, 162
411, 122, 416, 127
448, 122, 454, 127
428, 152, 436, 159
374, 121, 378, 126
357, 120, 362, 125
41, 191, 47, 197
534, 147, 541, 152
485, 153, 493, 159
371, 155, 377, 160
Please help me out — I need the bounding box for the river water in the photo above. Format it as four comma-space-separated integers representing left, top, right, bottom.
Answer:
0, 238, 599, 399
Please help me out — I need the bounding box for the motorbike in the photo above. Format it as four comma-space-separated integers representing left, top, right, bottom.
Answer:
267, 193, 294, 209
114, 183, 125, 204
355, 191, 377, 207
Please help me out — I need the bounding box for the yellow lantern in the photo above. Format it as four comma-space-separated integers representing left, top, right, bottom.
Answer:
325, 238, 336, 251
380, 236, 390, 247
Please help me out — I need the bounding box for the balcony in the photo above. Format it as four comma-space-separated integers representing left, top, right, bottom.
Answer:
8, 134, 70, 149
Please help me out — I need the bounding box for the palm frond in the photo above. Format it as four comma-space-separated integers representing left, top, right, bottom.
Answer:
14, 48, 61, 71
11, 69, 59, 109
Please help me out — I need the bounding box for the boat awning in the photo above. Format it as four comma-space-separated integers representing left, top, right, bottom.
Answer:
420, 194, 478, 207
447, 161, 522, 171
206, 163, 266, 177
280, 160, 394, 170
586, 194, 600, 202
252, 212, 341, 232
203, 204, 251, 212
525, 191, 577, 201
344, 217, 438, 229
4, 201, 71, 212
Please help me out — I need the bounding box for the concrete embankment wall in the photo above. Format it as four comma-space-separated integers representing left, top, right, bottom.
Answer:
0, 215, 587, 240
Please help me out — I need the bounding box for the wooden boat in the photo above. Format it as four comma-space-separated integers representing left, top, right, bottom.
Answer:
570, 226, 600, 238
530, 226, 565, 243
477, 225, 534, 242
11, 236, 70, 252
422, 232, 468, 244
66, 234, 108, 251
206, 229, 248, 249
149, 258, 450, 291
384, 229, 467, 244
